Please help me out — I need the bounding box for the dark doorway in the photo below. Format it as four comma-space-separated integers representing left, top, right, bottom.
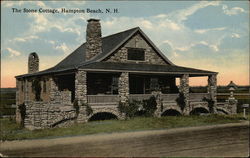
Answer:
89, 112, 118, 121
161, 109, 181, 116
190, 107, 209, 115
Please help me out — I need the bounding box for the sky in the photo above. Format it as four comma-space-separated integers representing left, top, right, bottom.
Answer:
1, 1, 249, 87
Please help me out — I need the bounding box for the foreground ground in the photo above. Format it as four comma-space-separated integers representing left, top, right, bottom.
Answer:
1, 114, 249, 141
0, 121, 249, 157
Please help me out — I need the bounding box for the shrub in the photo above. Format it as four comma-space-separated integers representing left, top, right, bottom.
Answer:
202, 97, 214, 113
83, 103, 93, 116
118, 100, 141, 119
142, 96, 157, 117
73, 99, 79, 117
176, 92, 185, 111
118, 96, 158, 118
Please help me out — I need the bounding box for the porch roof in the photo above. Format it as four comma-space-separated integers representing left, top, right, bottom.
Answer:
16, 27, 217, 78
79, 62, 217, 77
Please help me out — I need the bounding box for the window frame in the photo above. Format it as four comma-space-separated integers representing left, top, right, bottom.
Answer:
127, 48, 145, 61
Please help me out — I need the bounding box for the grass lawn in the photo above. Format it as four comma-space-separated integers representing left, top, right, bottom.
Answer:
0, 114, 249, 141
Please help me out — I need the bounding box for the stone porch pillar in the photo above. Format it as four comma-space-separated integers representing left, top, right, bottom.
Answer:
75, 70, 87, 104
118, 72, 129, 103
49, 77, 59, 103
207, 74, 217, 113
151, 91, 162, 117
179, 74, 190, 115
75, 70, 87, 123
24, 79, 29, 103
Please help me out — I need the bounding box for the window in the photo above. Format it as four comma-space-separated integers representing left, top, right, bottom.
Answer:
111, 76, 119, 94
127, 48, 145, 61
150, 78, 159, 91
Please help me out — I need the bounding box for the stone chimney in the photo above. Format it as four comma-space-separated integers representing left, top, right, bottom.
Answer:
86, 18, 102, 60
28, 52, 39, 73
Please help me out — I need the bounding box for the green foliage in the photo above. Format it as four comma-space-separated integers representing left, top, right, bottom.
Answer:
176, 92, 185, 111
0, 92, 16, 116
118, 96, 157, 118
1, 114, 247, 141
82, 103, 93, 116
117, 101, 127, 114
118, 100, 140, 119
73, 99, 79, 117
142, 96, 157, 117
202, 97, 215, 113
32, 79, 42, 101
18, 103, 26, 128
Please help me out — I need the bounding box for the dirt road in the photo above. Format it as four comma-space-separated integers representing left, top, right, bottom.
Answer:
0, 121, 249, 157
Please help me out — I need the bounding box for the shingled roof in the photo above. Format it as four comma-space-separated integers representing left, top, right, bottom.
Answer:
79, 62, 216, 77
16, 27, 217, 78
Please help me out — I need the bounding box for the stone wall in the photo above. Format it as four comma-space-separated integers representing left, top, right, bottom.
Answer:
24, 101, 76, 130
162, 102, 182, 115
189, 101, 209, 113
118, 72, 129, 103
104, 33, 168, 65
217, 96, 237, 114
88, 105, 124, 120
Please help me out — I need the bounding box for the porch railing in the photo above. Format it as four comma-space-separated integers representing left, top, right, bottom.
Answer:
87, 93, 211, 104
129, 94, 152, 101
162, 94, 179, 102
87, 95, 119, 104
189, 93, 210, 101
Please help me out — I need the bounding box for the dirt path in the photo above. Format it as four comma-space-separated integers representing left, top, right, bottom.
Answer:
0, 121, 249, 157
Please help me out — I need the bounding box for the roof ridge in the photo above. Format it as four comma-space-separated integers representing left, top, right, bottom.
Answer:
101, 27, 139, 39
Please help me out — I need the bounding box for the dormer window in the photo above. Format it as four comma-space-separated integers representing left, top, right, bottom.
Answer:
127, 48, 145, 61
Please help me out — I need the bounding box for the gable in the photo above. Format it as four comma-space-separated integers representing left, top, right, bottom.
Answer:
103, 32, 171, 65
16, 27, 176, 78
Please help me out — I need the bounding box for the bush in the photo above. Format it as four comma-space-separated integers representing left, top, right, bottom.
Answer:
142, 96, 157, 117
202, 97, 215, 113
73, 99, 79, 117
83, 103, 93, 116
176, 92, 185, 111
118, 96, 158, 118
118, 100, 141, 119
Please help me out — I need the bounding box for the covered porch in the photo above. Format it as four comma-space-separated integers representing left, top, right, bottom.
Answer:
46, 62, 217, 116
75, 70, 217, 107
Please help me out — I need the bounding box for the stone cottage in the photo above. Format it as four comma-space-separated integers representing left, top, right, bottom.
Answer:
15, 19, 236, 130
